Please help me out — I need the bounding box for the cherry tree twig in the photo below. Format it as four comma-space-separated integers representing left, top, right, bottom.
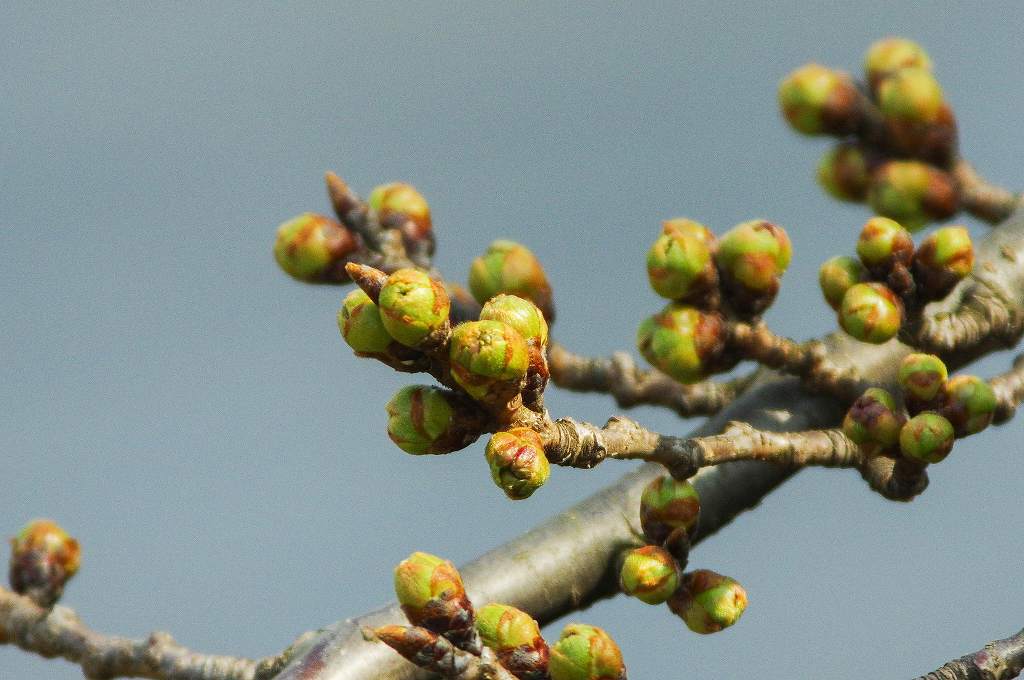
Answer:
914, 627, 1024, 680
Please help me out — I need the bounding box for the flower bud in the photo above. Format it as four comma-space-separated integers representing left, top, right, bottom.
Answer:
898, 353, 948, 409
819, 255, 867, 310
469, 240, 554, 321
368, 182, 432, 237
386, 385, 480, 455
714, 220, 791, 314
479, 295, 549, 347
817, 144, 872, 203
838, 283, 903, 344
378, 269, 451, 348
668, 570, 748, 635
899, 412, 955, 463
855, 217, 914, 276
549, 624, 626, 680
940, 375, 997, 437
449, 320, 530, 405
868, 161, 959, 232
864, 37, 932, 91
878, 67, 944, 125
636, 305, 728, 384
620, 546, 680, 605
639, 475, 701, 545
885, 102, 958, 167
485, 428, 550, 500
646, 219, 718, 302
338, 289, 393, 355
9, 519, 81, 607
842, 387, 902, 454
475, 603, 549, 680
913, 226, 974, 299
273, 213, 359, 282
778, 64, 860, 136
393, 552, 477, 651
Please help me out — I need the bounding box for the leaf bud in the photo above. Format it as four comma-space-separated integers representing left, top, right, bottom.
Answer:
646, 219, 718, 302
877, 67, 944, 125
620, 546, 680, 605
479, 294, 548, 347
338, 289, 393, 355
940, 375, 997, 437
913, 226, 974, 299
817, 143, 871, 202
475, 603, 550, 680
668, 570, 748, 635
549, 624, 626, 680
778, 64, 860, 136
838, 282, 903, 344
393, 552, 477, 651
449, 320, 530, 405
385, 385, 481, 455
819, 255, 867, 310
378, 269, 451, 348
714, 220, 791, 314
273, 213, 359, 283
469, 240, 554, 321
867, 161, 959, 232
898, 353, 948, 410
485, 428, 551, 500
842, 387, 903, 454
9, 519, 81, 607
864, 37, 932, 91
855, 216, 914, 276
639, 475, 701, 545
636, 305, 728, 384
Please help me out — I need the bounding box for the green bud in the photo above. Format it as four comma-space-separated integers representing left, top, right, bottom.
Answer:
469, 240, 554, 320
842, 387, 902, 453
668, 570, 748, 635
338, 289, 393, 355
714, 220, 791, 313
864, 37, 932, 90
393, 552, 476, 645
646, 219, 717, 301
819, 255, 867, 310
620, 546, 680, 605
273, 213, 359, 282
485, 428, 551, 500
899, 412, 955, 463
385, 385, 479, 455
368, 182, 432, 237
549, 624, 626, 680
868, 161, 959, 232
449, 320, 529, 404
476, 603, 549, 680
9, 519, 81, 608
378, 269, 451, 348
913, 226, 974, 299
778, 64, 859, 136
479, 294, 549, 347
639, 475, 701, 545
838, 283, 903, 344
898, 353, 948, 405
636, 305, 727, 384
878, 67, 944, 125
940, 375, 997, 437
817, 143, 871, 203
856, 216, 914, 274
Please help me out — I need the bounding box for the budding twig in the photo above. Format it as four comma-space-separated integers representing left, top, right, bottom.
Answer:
368, 626, 516, 680
913, 626, 1024, 680
990, 354, 1024, 424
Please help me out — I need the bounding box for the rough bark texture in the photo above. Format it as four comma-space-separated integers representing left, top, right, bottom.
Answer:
914, 627, 1024, 680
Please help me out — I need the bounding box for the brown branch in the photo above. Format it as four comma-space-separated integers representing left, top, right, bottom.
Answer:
368, 626, 517, 680
914, 627, 1024, 680
953, 161, 1021, 226
991, 354, 1024, 424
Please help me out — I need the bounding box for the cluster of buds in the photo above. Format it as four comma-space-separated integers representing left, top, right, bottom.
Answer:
9, 519, 80, 608
779, 37, 962, 231
843, 353, 995, 465
380, 552, 626, 680
619, 476, 748, 635
820, 217, 973, 344
638, 218, 791, 383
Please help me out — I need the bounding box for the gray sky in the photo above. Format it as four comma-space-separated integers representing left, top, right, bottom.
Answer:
2, 3, 1022, 678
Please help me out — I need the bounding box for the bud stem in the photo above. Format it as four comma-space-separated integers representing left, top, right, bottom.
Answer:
952, 160, 1021, 226
371, 626, 517, 680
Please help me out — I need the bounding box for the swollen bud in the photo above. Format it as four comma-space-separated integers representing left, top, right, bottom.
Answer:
620, 546, 680, 605
479, 295, 549, 347
778, 64, 860, 136
378, 269, 451, 348
877, 67, 944, 125
273, 213, 359, 282
899, 412, 955, 463
646, 219, 717, 302
9, 519, 81, 607
338, 289, 393, 355
449, 320, 529, 405
636, 305, 728, 384
668, 570, 748, 635
940, 375, 997, 437
817, 144, 871, 202
868, 161, 959, 232
864, 37, 932, 91
393, 552, 478, 652
485, 428, 551, 500
819, 255, 867, 310
368, 182, 432, 238
838, 283, 903, 344
639, 476, 701, 545
714, 220, 791, 314
898, 353, 948, 409
842, 387, 902, 454
913, 226, 974, 299
855, 216, 913, 276
549, 624, 626, 680
475, 603, 550, 680
469, 240, 554, 320
386, 386, 481, 455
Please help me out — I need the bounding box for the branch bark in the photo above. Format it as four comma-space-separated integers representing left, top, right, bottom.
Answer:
914, 627, 1024, 680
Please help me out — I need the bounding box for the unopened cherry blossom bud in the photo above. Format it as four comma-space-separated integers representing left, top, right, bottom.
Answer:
386, 385, 481, 455
393, 552, 478, 652
273, 213, 359, 282
368, 182, 432, 238
868, 161, 959, 232
549, 624, 626, 680
338, 289, 394, 356
913, 226, 974, 299
449, 320, 529, 405
620, 546, 680, 605
899, 412, 955, 463
636, 305, 728, 384
9, 519, 80, 607
817, 144, 871, 203
864, 37, 932, 91
878, 67, 944, 125
485, 428, 550, 500
639, 475, 701, 545
856, 216, 914, 276
842, 387, 902, 453
898, 353, 948, 409
475, 603, 549, 680
714, 220, 791, 314
940, 375, 997, 437
668, 570, 748, 635
378, 268, 451, 348
646, 219, 717, 302
778, 64, 860, 136
469, 240, 554, 320
479, 294, 549, 347
819, 255, 867, 310
838, 283, 903, 344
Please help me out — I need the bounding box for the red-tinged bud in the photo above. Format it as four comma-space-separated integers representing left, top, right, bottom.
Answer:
374, 625, 463, 676
838, 283, 903, 344
842, 387, 903, 454
817, 144, 872, 203
940, 375, 997, 437
620, 546, 680, 605
386, 386, 482, 455
485, 428, 550, 500
646, 219, 718, 303
273, 213, 360, 283
368, 182, 435, 260
899, 412, 955, 463
9, 519, 81, 607
868, 161, 959, 232
878, 67, 944, 125
639, 476, 701, 545
449, 320, 530, 406
393, 552, 480, 653
636, 305, 728, 384
856, 216, 914, 278
669, 570, 748, 635
469, 240, 555, 321
913, 226, 974, 299
864, 38, 933, 92
819, 256, 867, 310
898, 353, 948, 412
778, 64, 861, 136
548, 624, 626, 680
378, 269, 452, 349
476, 603, 550, 680
714, 220, 792, 315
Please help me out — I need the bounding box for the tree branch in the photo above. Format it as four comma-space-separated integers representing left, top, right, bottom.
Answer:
914, 627, 1024, 680
991, 354, 1024, 424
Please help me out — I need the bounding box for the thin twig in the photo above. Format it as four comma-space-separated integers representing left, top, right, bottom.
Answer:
913, 626, 1024, 680
953, 161, 1022, 226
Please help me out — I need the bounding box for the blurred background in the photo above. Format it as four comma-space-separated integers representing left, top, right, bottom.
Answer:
3, 2, 1022, 678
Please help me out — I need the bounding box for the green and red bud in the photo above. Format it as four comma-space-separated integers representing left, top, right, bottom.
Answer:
877, 67, 944, 125
393, 552, 478, 652
668, 570, 748, 635
646, 219, 718, 302
778, 64, 860, 136
819, 255, 867, 310
620, 546, 680, 605
548, 624, 626, 680
469, 240, 554, 321
377, 268, 451, 348
449, 320, 530, 406
385, 385, 481, 455
639, 475, 701, 545
842, 387, 903, 454
838, 282, 903, 344
940, 375, 997, 437
714, 220, 792, 314
867, 161, 959, 232
479, 295, 549, 347
913, 225, 974, 299
899, 412, 955, 463
273, 213, 360, 283
636, 305, 728, 384
9, 519, 81, 607
817, 143, 872, 203
864, 37, 932, 91
368, 182, 432, 239
338, 289, 394, 356
485, 428, 551, 500
855, 216, 914, 276
475, 603, 550, 680
898, 353, 948, 410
